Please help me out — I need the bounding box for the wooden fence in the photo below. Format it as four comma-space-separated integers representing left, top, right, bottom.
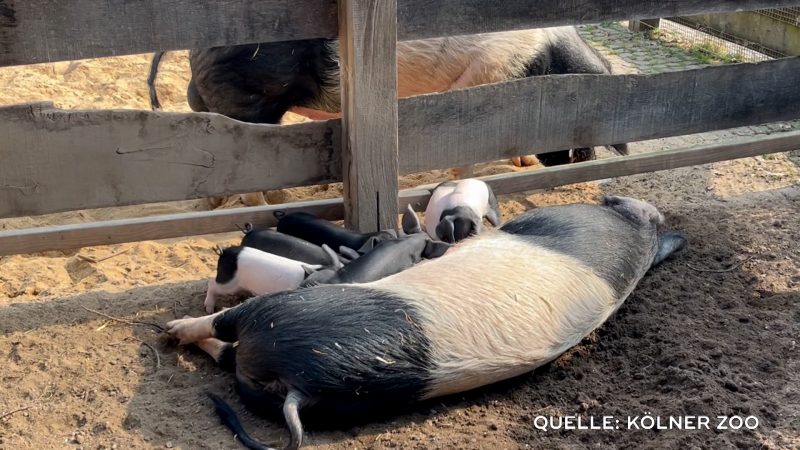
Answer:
1, 0, 800, 255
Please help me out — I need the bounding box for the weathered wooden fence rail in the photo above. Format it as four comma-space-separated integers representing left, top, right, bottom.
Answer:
1, 0, 800, 255
4, 0, 800, 67
2, 131, 798, 257
3, 58, 799, 219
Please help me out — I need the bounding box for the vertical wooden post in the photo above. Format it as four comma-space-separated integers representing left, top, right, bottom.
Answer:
338, 0, 399, 232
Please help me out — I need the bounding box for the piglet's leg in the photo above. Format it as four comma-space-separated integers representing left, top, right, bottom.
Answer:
166, 310, 224, 345
205, 279, 241, 313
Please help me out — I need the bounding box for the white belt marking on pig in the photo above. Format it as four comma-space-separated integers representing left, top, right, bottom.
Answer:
370, 231, 620, 399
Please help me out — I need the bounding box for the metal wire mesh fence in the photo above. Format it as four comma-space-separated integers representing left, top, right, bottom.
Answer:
662, 17, 781, 62
753, 7, 800, 26
630, 8, 800, 62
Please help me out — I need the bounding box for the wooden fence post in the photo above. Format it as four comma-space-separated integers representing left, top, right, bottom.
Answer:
338, 0, 400, 232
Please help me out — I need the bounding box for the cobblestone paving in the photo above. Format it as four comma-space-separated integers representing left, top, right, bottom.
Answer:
571, 22, 800, 156
579, 22, 713, 74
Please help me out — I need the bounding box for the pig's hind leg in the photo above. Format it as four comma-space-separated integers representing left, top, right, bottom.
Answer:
195, 338, 236, 372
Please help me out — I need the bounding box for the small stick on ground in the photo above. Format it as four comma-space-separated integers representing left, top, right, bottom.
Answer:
132, 338, 162, 371
80, 305, 165, 332
2, 385, 57, 420
0, 404, 34, 421
687, 256, 753, 273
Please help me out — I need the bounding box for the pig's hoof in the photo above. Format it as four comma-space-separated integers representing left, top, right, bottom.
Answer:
204, 301, 215, 314
241, 192, 268, 207
207, 196, 226, 209
166, 316, 205, 345
512, 155, 539, 167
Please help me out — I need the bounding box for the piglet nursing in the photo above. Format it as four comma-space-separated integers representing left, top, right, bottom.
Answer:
275, 211, 397, 254
422, 179, 502, 243
239, 223, 349, 265
204, 245, 327, 313
303, 233, 450, 286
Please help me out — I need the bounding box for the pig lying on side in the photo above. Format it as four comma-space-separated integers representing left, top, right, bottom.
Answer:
168, 195, 687, 449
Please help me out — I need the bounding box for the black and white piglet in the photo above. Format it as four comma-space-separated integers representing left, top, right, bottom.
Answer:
419, 179, 502, 243
203, 245, 335, 314
167, 196, 686, 449
302, 233, 450, 287
239, 223, 350, 266
275, 211, 397, 254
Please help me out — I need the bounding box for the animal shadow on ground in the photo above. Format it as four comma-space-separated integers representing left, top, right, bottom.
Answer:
0, 188, 797, 449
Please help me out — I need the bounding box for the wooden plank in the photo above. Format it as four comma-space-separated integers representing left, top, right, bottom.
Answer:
3, 59, 798, 220
0, 103, 341, 218
398, 57, 800, 173
397, 0, 800, 41
0, 0, 338, 67
0, 190, 432, 256
4, 129, 797, 256
7, 1, 797, 68
481, 130, 800, 195
338, 0, 399, 231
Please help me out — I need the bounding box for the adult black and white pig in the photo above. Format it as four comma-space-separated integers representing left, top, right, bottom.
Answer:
167, 195, 686, 449
149, 27, 628, 169
422, 179, 502, 243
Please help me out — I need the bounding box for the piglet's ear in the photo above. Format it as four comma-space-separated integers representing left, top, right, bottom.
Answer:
356, 236, 380, 254
423, 239, 450, 259
339, 246, 360, 261
485, 210, 501, 228
402, 204, 423, 235
435, 216, 456, 243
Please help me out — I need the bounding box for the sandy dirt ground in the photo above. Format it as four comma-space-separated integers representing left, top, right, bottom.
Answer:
1, 27, 799, 450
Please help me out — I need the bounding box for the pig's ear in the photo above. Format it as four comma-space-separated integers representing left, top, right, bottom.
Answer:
435, 216, 456, 243
242, 222, 255, 234
213, 245, 224, 256
402, 204, 423, 235
339, 246, 360, 261
485, 210, 501, 227
321, 244, 344, 269
422, 239, 450, 259
356, 236, 380, 254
